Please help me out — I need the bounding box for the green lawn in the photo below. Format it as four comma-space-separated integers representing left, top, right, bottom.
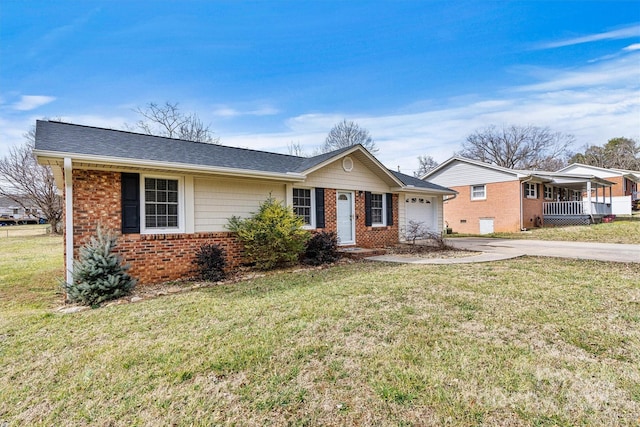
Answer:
462, 220, 640, 244
1, 233, 639, 426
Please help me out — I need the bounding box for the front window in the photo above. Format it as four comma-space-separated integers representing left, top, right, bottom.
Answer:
371, 193, 384, 225
525, 183, 537, 199
471, 185, 486, 200
144, 177, 179, 229
572, 191, 581, 201
293, 188, 312, 226
544, 185, 553, 200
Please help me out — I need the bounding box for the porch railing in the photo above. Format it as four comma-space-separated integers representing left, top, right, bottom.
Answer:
543, 201, 611, 216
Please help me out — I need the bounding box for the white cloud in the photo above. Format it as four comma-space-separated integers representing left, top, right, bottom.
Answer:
212, 104, 279, 118
13, 95, 56, 111
514, 53, 639, 92
623, 43, 640, 51
222, 53, 640, 176
539, 25, 640, 49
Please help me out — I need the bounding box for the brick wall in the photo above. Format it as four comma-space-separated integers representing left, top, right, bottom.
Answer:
310, 189, 398, 248
522, 191, 545, 229
71, 169, 243, 285
443, 181, 522, 233
354, 192, 399, 248
70, 171, 400, 285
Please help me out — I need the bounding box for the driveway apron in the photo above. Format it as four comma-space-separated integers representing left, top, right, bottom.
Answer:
446, 238, 640, 263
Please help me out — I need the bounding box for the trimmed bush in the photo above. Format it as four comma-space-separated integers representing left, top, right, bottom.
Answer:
192, 243, 226, 282
227, 196, 311, 270
63, 226, 136, 306
303, 231, 340, 265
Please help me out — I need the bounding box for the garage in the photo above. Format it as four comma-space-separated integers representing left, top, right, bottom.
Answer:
403, 194, 438, 239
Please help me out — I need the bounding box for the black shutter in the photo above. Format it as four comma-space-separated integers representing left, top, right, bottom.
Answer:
386, 193, 393, 226
315, 188, 325, 229
121, 173, 140, 234
364, 191, 372, 226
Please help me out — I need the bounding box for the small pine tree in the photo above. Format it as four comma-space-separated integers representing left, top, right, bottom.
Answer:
63, 226, 136, 306
227, 196, 311, 270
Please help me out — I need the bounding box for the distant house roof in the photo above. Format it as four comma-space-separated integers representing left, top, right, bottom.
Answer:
422, 156, 614, 188
558, 163, 640, 182
34, 120, 456, 194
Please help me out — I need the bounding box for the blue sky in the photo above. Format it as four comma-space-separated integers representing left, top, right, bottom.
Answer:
1, 1, 639, 175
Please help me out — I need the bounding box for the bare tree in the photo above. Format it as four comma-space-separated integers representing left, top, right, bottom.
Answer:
0, 127, 63, 233
321, 119, 378, 154
126, 101, 220, 144
414, 155, 439, 177
459, 124, 574, 170
570, 137, 639, 170
287, 141, 307, 157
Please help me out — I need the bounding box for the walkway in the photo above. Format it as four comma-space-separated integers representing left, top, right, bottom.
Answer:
367, 238, 640, 264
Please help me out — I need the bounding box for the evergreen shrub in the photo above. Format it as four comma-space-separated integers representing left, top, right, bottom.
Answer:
63, 226, 136, 306
303, 231, 340, 265
192, 243, 226, 281
227, 196, 311, 270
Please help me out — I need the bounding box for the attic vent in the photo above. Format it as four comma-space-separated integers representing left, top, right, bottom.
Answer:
342, 156, 354, 172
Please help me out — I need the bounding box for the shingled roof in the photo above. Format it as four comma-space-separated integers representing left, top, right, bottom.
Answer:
35, 120, 455, 194
390, 170, 453, 192
35, 120, 307, 174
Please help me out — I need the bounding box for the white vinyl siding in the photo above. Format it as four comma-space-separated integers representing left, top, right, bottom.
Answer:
194, 177, 286, 232
427, 161, 518, 187
304, 156, 389, 193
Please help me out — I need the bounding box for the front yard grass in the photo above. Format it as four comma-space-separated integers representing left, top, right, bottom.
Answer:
1, 234, 639, 425
483, 220, 640, 244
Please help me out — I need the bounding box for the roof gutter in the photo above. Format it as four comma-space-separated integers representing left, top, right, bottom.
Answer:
390, 186, 456, 195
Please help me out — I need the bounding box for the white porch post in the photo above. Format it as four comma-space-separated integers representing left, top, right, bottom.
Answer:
586, 181, 592, 215
63, 157, 74, 285
285, 183, 293, 207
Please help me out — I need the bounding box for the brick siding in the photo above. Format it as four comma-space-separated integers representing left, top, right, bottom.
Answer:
443, 181, 523, 233
70, 169, 243, 285
69, 170, 400, 286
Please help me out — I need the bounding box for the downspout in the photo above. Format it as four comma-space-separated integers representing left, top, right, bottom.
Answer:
442, 193, 457, 235
520, 176, 534, 231
63, 157, 74, 285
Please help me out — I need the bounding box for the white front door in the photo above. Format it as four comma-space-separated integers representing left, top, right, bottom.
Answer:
336, 191, 355, 245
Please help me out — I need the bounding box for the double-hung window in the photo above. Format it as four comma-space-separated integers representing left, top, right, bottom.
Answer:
471, 185, 486, 200
144, 177, 180, 230
544, 185, 553, 200
293, 188, 313, 227
371, 193, 385, 225
525, 183, 537, 199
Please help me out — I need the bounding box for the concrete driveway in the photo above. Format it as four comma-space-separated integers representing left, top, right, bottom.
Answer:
445, 238, 640, 263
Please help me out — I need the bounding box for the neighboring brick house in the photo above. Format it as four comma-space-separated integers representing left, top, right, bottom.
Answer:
557, 163, 640, 213
422, 157, 615, 234
34, 120, 455, 285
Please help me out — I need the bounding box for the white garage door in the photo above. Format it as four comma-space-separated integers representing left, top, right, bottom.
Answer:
405, 195, 436, 234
